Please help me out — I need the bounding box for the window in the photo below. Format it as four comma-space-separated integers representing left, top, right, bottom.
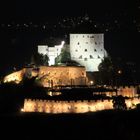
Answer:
83, 35, 84, 38
90, 36, 94, 38
75, 49, 78, 52
77, 42, 80, 45
90, 55, 93, 59
84, 58, 87, 61
79, 55, 82, 59
101, 49, 102, 51
98, 55, 100, 58
85, 49, 87, 52
95, 42, 97, 45
94, 49, 97, 52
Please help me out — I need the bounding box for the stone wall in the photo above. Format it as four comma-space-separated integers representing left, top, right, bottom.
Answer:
38, 66, 87, 87
22, 98, 140, 114
23, 99, 113, 113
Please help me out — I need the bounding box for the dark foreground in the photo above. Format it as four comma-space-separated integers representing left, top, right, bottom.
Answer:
0, 109, 140, 140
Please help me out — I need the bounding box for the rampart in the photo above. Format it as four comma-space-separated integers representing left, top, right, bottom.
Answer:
22, 98, 140, 114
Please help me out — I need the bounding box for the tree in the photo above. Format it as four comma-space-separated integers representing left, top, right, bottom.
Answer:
112, 95, 127, 110
98, 56, 114, 73
98, 56, 114, 85
34, 53, 49, 66
55, 45, 71, 65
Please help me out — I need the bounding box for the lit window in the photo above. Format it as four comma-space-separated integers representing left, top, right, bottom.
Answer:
85, 49, 87, 52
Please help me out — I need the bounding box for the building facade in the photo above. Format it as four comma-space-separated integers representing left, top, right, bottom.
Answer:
38, 41, 65, 66
3, 66, 88, 87
70, 34, 107, 71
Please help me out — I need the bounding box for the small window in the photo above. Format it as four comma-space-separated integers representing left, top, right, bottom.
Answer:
84, 58, 87, 61
83, 35, 84, 38
98, 55, 100, 58
94, 49, 97, 52
90, 36, 94, 38
75, 49, 78, 52
85, 49, 87, 52
77, 42, 80, 45
79, 55, 82, 59
95, 42, 97, 45
101, 49, 102, 51
90, 55, 93, 59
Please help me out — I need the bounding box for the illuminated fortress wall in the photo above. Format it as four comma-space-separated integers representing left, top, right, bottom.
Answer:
23, 99, 113, 113
38, 66, 87, 87
3, 69, 26, 84
70, 34, 107, 71
3, 66, 87, 87
22, 98, 140, 113
95, 86, 138, 98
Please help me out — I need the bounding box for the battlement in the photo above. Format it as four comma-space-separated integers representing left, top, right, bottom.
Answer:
22, 98, 140, 114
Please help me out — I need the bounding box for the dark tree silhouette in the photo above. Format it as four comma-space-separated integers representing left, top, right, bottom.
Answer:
112, 95, 127, 110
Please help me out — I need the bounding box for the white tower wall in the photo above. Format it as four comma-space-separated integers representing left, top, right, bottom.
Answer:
38, 45, 48, 55
38, 41, 65, 66
70, 34, 107, 71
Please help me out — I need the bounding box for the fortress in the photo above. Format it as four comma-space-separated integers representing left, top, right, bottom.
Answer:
3, 66, 88, 87
38, 34, 107, 72
22, 98, 140, 114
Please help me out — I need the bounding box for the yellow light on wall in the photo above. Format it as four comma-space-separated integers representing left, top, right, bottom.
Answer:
90, 81, 94, 85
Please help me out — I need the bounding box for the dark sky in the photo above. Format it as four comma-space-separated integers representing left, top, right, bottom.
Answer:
0, 0, 140, 76
0, 0, 137, 20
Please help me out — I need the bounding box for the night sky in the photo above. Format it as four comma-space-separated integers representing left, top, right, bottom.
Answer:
0, 0, 140, 76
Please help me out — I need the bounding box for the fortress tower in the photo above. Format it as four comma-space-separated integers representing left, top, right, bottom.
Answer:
38, 41, 65, 66
70, 34, 107, 71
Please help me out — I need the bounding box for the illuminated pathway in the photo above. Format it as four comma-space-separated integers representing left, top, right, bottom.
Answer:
22, 98, 140, 114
